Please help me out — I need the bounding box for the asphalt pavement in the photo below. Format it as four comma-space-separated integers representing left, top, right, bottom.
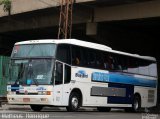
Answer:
0, 105, 159, 119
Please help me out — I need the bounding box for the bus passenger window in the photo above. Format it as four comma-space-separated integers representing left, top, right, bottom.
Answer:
56, 44, 71, 64
87, 49, 96, 68
72, 46, 81, 66
72, 57, 80, 65
95, 51, 104, 69
112, 55, 122, 71
103, 53, 111, 70
104, 62, 109, 70
108, 56, 114, 70
75, 57, 80, 65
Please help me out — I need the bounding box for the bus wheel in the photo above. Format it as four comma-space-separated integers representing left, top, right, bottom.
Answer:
30, 105, 43, 112
97, 107, 111, 112
132, 95, 141, 112
66, 92, 80, 112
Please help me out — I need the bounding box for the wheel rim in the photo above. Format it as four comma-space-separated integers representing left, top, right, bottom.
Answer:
71, 97, 78, 108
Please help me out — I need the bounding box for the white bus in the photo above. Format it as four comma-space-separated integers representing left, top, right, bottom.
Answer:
7, 39, 157, 112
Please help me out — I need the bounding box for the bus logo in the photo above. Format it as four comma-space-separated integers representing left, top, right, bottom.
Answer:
75, 70, 88, 78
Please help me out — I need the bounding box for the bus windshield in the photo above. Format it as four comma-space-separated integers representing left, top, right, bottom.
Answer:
11, 44, 56, 58
8, 59, 54, 85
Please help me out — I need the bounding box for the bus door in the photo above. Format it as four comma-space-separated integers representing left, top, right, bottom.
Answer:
54, 61, 71, 106
54, 61, 64, 105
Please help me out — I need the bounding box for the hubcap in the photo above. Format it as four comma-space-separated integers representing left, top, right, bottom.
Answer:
71, 97, 78, 108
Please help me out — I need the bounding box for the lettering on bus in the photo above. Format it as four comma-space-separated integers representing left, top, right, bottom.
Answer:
92, 72, 109, 82
75, 70, 88, 78
36, 87, 47, 91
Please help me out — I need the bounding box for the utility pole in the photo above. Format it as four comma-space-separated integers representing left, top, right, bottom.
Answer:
58, 0, 73, 39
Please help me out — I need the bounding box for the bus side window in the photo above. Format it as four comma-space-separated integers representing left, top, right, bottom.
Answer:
56, 44, 71, 64
121, 55, 128, 72
95, 51, 104, 69
81, 47, 88, 67
108, 55, 114, 70
103, 53, 111, 70
87, 49, 96, 68
72, 46, 81, 66
112, 54, 122, 71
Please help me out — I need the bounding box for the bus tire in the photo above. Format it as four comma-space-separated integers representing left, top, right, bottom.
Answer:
125, 95, 141, 113
132, 95, 141, 112
97, 107, 111, 112
66, 92, 80, 112
30, 105, 43, 112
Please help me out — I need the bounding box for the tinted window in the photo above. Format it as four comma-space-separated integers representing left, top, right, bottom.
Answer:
57, 44, 71, 64
95, 51, 104, 69
72, 46, 82, 66
118, 55, 128, 72
111, 54, 123, 71
103, 52, 111, 70
71, 45, 156, 77
81, 47, 88, 67
87, 49, 96, 68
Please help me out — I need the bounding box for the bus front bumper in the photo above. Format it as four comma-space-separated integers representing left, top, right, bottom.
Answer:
7, 95, 54, 105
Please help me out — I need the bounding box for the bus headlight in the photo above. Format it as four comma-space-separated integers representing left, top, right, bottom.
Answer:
38, 91, 51, 95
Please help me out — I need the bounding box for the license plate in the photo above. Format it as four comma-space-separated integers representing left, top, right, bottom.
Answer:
23, 98, 30, 102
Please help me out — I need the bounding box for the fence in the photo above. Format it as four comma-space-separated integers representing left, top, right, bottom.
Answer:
0, 56, 10, 98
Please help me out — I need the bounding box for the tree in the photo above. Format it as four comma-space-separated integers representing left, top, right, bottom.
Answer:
0, 0, 11, 15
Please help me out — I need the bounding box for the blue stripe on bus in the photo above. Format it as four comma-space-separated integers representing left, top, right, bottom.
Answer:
92, 72, 157, 88
109, 73, 157, 88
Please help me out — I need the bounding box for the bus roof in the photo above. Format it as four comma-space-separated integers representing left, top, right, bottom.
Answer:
15, 39, 156, 61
